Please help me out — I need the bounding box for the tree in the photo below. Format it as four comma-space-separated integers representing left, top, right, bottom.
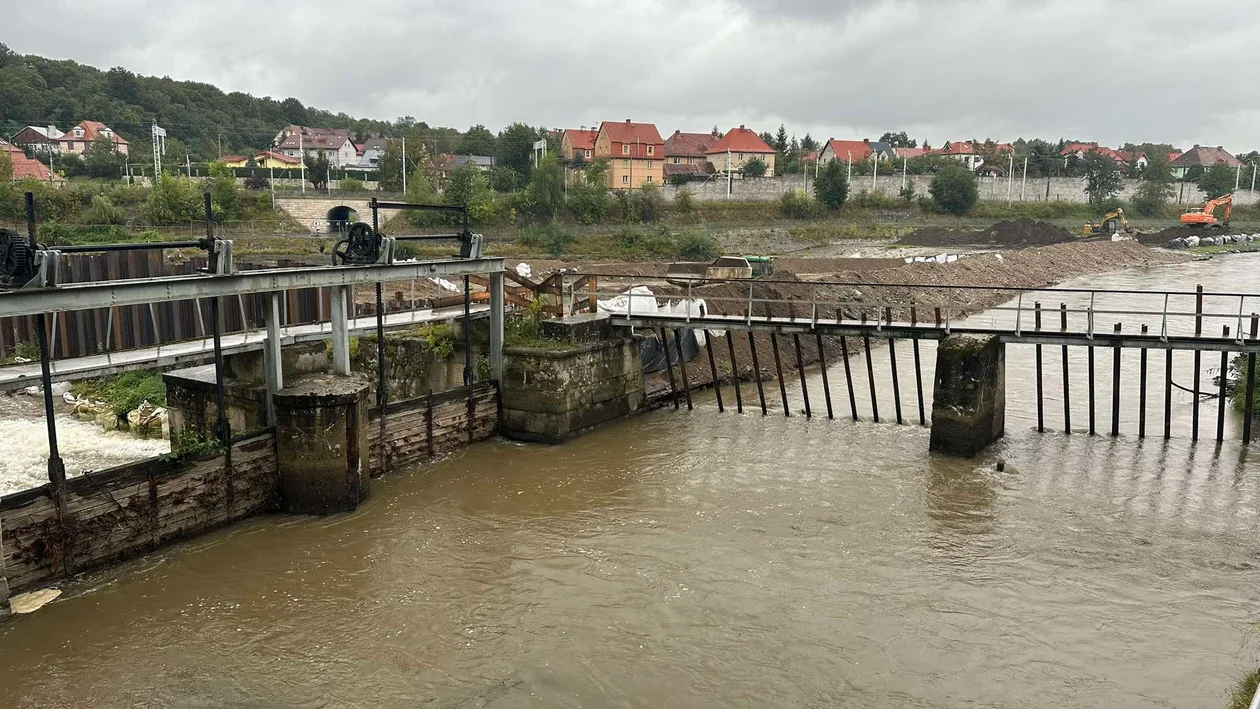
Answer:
774, 125, 789, 154
567, 158, 609, 224
1081, 151, 1121, 208
496, 122, 542, 179
1132, 153, 1175, 216
458, 124, 496, 156
879, 131, 916, 148
813, 160, 849, 210
929, 165, 979, 215
0, 150, 12, 183
303, 151, 331, 191
1197, 163, 1236, 199
759, 131, 775, 149
145, 174, 202, 225
489, 166, 520, 193
207, 161, 240, 220
443, 164, 499, 224
800, 134, 818, 154
743, 157, 768, 178
83, 135, 126, 178
527, 155, 564, 220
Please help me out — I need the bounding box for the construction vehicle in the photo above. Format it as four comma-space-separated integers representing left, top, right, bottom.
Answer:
1181, 193, 1233, 229
1083, 209, 1129, 237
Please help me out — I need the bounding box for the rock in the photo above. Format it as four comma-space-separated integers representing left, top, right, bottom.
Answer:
1185, 236, 1200, 248
9, 588, 61, 614
1166, 238, 1187, 249
49, 381, 71, 396
127, 403, 167, 439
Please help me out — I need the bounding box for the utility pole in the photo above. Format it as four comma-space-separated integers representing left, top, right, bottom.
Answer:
270, 164, 275, 210
872, 153, 878, 191
901, 157, 907, 193
847, 152, 852, 185
402, 137, 407, 195
217, 133, 223, 159
299, 131, 306, 195
1251, 164, 1257, 192
151, 121, 166, 178
726, 149, 732, 199
1007, 153, 1014, 203
185, 153, 191, 178
1235, 164, 1242, 192
1020, 157, 1028, 201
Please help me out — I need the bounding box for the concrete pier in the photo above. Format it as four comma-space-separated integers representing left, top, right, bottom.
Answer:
274, 374, 371, 514
501, 314, 644, 444
930, 335, 1006, 458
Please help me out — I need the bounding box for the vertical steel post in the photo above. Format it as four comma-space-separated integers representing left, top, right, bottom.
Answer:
1088, 344, 1096, 435
1111, 323, 1121, 436
373, 199, 387, 409
1061, 303, 1071, 434
263, 291, 283, 427
205, 193, 230, 450
864, 335, 879, 423
661, 328, 680, 410
1193, 285, 1203, 441
912, 336, 925, 426
726, 334, 744, 413
330, 285, 351, 375
489, 272, 505, 382
1247, 315, 1259, 445
1164, 349, 1174, 440
841, 337, 858, 421
705, 331, 724, 412
748, 331, 768, 416
816, 333, 834, 420
1035, 302, 1043, 433
771, 333, 789, 417
793, 334, 811, 418
1138, 325, 1148, 439
1218, 326, 1230, 443
673, 329, 693, 411
464, 274, 474, 443
889, 338, 903, 424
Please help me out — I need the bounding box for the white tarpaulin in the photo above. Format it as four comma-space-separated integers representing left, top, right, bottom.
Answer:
598, 286, 661, 316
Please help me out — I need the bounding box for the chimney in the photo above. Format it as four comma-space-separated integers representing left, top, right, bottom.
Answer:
863, 138, 870, 144
625, 119, 632, 124
739, 124, 745, 130
675, 129, 681, 135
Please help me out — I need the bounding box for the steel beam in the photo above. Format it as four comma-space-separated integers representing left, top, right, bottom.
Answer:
0, 257, 505, 318
330, 285, 351, 376
263, 291, 283, 425
489, 271, 505, 382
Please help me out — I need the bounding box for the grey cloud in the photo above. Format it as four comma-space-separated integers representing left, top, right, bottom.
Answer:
7, 0, 1260, 152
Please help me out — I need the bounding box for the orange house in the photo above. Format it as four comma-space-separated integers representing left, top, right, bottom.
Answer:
593, 120, 665, 189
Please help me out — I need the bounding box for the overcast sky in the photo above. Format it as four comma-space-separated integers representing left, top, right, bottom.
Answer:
8, 0, 1260, 152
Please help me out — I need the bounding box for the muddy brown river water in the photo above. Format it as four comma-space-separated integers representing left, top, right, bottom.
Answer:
2, 255, 1260, 708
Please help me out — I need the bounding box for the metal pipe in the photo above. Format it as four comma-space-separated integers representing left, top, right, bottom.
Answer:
1035, 303, 1043, 433
793, 334, 811, 419
816, 334, 834, 420
51, 241, 204, 253
864, 335, 879, 423
1193, 350, 1202, 441
374, 202, 387, 409
1165, 349, 1174, 440
841, 337, 858, 421
465, 274, 474, 443
1248, 315, 1259, 445
661, 328, 680, 410
771, 333, 789, 417
705, 330, 724, 413
1062, 303, 1071, 434
726, 333, 744, 414
35, 313, 66, 491
1088, 344, 1096, 435
748, 331, 767, 416
912, 336, 925, 426
674, 329, 693, 411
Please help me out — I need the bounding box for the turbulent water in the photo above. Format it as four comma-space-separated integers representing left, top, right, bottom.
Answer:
2, 255, 1260, 707
0, 394, 169, 496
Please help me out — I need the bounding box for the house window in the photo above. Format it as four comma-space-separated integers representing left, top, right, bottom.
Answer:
673, 157, 680, 164
585, 150, 591, 159
622, 144, 630, 155
739, 153, 745, 160
647, 145, 654, 156
646, 175, 653, 183
621, 175, 629, 184
623, 160, 630, 169
74, 128, 84, 137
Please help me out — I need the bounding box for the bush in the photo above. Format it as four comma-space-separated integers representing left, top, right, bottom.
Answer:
81, 195, 125, 225
674, 187, 696, 214
518, 223, 575, 256
243, 175, 270, 190
634, 183, 665, 222
743, 157, 768, 178
813, 161, 849, 210
779, 189, 822, 219
339, 177, 365, 192
899, 182, 916, 202
677, 230, 720, 261
73, 370, 166, 416
929, 165, 979, 215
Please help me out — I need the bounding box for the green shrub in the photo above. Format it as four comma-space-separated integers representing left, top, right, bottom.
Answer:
73, 370, 167, 416
930, 165, 980, 215
517, 223, 574, 256
674, 187, 696, 213
779, 189, 822, 219
339, 177, 365, 192
82, 195, 126, 225
677, 230, 720, 261
743, 157, 768, 178
814, 161, 849, 210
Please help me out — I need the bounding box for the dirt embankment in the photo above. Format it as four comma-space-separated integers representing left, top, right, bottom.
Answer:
898, 218, 1075, 248
643, 241, 1184, 401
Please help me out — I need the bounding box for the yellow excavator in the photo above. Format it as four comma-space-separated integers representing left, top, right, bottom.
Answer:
1083, 208, 1129, 237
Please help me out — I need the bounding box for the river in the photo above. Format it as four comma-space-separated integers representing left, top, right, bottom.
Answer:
1, 255, 1259, 707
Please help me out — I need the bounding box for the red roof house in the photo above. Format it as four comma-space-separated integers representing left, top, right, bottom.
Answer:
593, 120, 665, 189
1, 140, 55, 181
57, 121, 129, 156
561, 128, 598, 162
706, 126, 776, 174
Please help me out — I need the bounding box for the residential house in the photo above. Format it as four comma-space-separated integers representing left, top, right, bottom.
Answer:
359, 137, 394, 168
57, 121, 129, 156
1060, 142, 1099, 160
820, 139, 874, 165
272, 125, 358, 168
934, 141, 986, 170
1, 139, 55, 181
561, 128, 598, 163
592, 120, 665, 189
706, 126, 777, 175
894, 146, 930, 159
663, 130, 719, 180
1115, 150, 1149, 171
252, 151, 303, 170
1168, 145, 1241, 179
217, 155, 249, 168
10, 126, 64, 154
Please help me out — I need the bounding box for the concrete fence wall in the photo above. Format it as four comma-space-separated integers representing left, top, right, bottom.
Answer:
661, 174, 1260, 206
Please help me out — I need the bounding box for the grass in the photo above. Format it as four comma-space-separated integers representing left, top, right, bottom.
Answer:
1192, 243, 1260, 255
1228, 668, 1260, 709
71, 370, 167, 415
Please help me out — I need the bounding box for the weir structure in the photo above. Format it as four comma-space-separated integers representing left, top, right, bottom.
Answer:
0, 194, 506, 616
565, 273, 1260, 449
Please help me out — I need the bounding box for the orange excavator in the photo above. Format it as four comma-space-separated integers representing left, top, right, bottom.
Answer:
1181, 193, 1234, 229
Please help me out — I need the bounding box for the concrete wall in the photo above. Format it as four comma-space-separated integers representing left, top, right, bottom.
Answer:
662, 174, 1260, 205
273, 197, 404, 234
